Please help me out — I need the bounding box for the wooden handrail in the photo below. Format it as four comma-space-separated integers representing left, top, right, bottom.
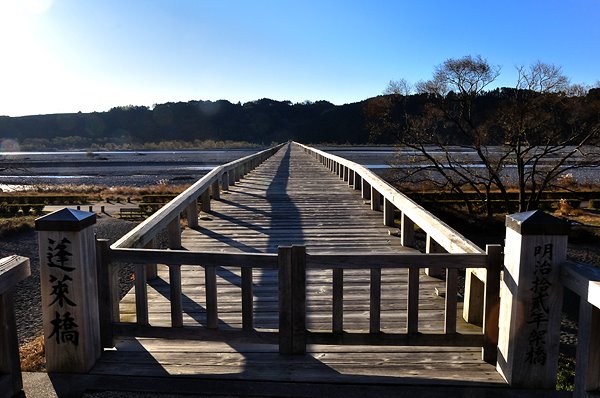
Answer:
111, 248, 278, 268
112, 142, 286, 249
294, 142, 484, 254
306, 252, 487, 269
0, 255, 30, 295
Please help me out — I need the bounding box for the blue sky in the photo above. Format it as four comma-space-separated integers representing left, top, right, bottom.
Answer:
1, 0, 599, 116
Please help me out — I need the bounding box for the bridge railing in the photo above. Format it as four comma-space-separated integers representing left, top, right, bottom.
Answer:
294, 142, 497, 337
112, 142, 286, 250
0, 255, 31, 397
277, 245, 500, 359
97, 142, 285, 345
559, 261, 600, 397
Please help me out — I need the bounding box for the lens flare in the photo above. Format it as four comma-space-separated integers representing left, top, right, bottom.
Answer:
0, 139, 21, 152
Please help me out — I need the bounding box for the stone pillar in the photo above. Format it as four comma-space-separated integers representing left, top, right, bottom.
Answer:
36, 208, 101, 373
497, 210, 569, 388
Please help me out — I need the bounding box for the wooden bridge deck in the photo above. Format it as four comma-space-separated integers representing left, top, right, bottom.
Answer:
91, 144, 509, 395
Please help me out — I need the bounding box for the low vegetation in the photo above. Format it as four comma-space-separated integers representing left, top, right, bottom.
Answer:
19, 335, 45, 372
0, 216, 35, 238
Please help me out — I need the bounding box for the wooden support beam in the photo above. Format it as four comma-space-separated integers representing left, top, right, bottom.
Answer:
574, 300, 600, 397
401, 213, 415, 247
371, 187, 381, 211
205, 266, 218, 329
169, 264, 183, 328
425, 235, 445, 278
186, 201, 199, 229
407, 267, 419, 334
241, 267, 253, 331
332, 268, 343, 333
211, 179, 220, 201
444, 268, 457, 334
144, 239, 158, 281
96, 239, 115, 348
361, 180, 371, 200
222, 172, 230, 191
0, 291, 22, 396
370, 267, 381, 333
278, 246, 306, 355
463, 269, 484, 326
482, 244, 501, 363
384, 198, 395, 227
353, 174, 361, 191
200, 189, 210, 212
167, 218, 181, 249
135, 263, 149, 326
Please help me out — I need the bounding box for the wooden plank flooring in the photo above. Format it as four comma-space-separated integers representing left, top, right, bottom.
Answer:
99, 144, 507, 391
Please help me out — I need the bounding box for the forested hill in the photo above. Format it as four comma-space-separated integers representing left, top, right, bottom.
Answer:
1, 88, 599, 149
0, 99, 370, 149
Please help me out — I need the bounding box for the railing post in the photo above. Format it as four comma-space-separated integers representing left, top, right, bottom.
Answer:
200, 189, 210, 212
278, 245, 306, 355
353, 174, 361, 191
36, 208, 101, 372
371, 187, 381, 211
221, 172, 229, 191
425, 235, 445, 278
211, 179, 220, 201
574, 291, 600, 397
497, 210, 568, 388
383, 198, 395, 226
145, 239, 158, 280
361, 180, 371, 200
463, 269, 485, 326
95, 239, 117, 348
400, 213, 415, 247
482, 244, 501, 363
0, 256, 30, 397
228, 169, 236, 186
167, 217, 181, 249
187, 200, 199, 229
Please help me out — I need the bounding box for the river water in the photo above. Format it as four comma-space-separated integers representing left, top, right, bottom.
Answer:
0, 146, 598, 191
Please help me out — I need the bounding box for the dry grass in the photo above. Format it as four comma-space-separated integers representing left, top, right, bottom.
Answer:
0, 216, 35, 238
20, 334, 45, 372
26, 183, 190, 200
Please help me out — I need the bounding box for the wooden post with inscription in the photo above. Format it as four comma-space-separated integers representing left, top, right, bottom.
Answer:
496, 210, 568, 388
36, 208, 101, 373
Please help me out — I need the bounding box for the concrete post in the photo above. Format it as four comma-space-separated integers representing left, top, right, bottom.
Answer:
497, 210, 569, 388
36, 208, 101, 373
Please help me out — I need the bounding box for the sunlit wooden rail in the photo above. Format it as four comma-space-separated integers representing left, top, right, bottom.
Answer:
0, 255, 31, 398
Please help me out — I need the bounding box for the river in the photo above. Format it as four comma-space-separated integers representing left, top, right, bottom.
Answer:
0, 146, 597, 191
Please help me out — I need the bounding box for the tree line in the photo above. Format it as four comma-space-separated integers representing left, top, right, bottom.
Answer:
0, 99, 370, 149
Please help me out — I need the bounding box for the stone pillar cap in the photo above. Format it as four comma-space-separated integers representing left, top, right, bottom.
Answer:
35, 208, 96, 232
505, 210, 570, 235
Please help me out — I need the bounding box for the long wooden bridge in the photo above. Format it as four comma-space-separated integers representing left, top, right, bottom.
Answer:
14, 142, 600, 397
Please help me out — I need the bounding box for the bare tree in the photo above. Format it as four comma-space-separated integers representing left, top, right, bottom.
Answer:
380, 56, 600, 219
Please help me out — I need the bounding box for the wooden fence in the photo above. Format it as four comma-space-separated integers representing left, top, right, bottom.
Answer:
0, 255, 31, 398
